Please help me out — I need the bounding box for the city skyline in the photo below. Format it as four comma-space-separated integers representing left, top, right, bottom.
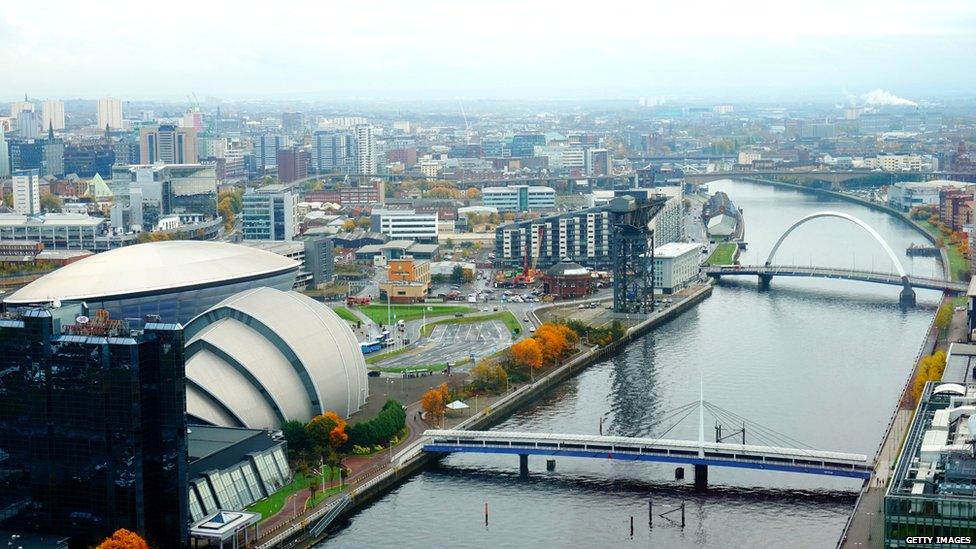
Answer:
3, 0, 976, 101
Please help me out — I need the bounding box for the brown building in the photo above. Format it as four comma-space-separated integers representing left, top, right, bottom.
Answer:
940, 187, 974, 231
305, 183, 380, 206
379, 256, 430, 303
139, 124, 198, 164
277, 147, 308, 183
386, 148, 418, 168
542, 260, 592, 299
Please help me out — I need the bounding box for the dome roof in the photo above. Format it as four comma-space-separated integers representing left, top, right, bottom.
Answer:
546, 259, 589, 277
184, 287, 369, 429
4, 241, 299, 305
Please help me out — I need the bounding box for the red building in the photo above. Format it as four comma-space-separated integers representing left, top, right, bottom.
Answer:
940, 187, 974, 231
542, 260, 593, 299
277, 147, 308, 183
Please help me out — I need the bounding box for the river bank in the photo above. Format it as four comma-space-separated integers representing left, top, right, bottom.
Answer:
283, 283, 715, 547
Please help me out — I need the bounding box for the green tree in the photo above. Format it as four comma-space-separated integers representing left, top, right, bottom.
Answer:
281, 419, 309, 455
40, 193, 63, 212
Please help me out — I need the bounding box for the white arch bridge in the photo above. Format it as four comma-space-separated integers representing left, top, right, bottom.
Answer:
704, 211, 964, 304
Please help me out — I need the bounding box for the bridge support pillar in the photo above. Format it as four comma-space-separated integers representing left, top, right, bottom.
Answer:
694, 464, 708, 491
758, 274, 772, 290
900, 284, 916, 307
519, 454, 529, 478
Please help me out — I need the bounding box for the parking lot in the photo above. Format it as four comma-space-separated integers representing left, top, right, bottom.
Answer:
372, 319, 513, 370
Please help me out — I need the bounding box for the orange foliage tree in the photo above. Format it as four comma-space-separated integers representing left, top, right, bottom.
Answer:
306, 411, 348, 455
421, 383, 450, 423
511, 338, 543, 370
534, 324, 569, 365
96, 529, 149, 549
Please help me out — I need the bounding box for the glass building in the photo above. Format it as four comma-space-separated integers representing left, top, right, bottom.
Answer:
0, 304, 188, 547
885, 381, 976, 546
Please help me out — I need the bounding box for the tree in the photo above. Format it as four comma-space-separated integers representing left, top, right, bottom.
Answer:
912, 350, 948, 401
935, 303, 953, 337
511, 338, 543, 370
281, 419, 309, 455
309, 476, 321, 500
356, 217, 372, 228
534, 324, 569, 365
341, 219, 356, 231
40, 193, 63, 213
96, 529, 149, 549
1, 191, 11, 208
451, 265, 463, 284
218, 197, 235, 230
306, 411, 348, 457
470, 359, 508, 393
421, 383, 449, 423
465, 187, 480, 199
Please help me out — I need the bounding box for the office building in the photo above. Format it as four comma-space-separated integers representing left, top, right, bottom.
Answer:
277, 147, 308, 183
187, 426, 291, 524
356, 124, 377, 174
281, 111, 304, 134
43, 135, 64, 177
312, 130, 356, 172
242, 185, 297, 241
96, 97, 123, 130
253, 133, 289, 174
12, 169, 40, 215
63, 142, 115, 178
584, 148, 611, 176
182, 108, 203, 132
889, 180, 970, 211
240, 237, 334, 289
510, 133, 546, 157
8, 140, 43, 172
0, 213, 106, 249
652, 242, 700, 293
140, 124, 198, 164
184, 287, 368, 427
885, 381, 976, 546
0, 128, 9, 177
482, 185, 556, 212
41, 99, 65, 131
0, 304, 187, 547
370, 208, 438, 242
3, 241, 299, 324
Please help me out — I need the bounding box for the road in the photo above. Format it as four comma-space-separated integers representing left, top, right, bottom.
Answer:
375, 320, 513, 370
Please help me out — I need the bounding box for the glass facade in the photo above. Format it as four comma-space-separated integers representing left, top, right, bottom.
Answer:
0, 307, 187, 547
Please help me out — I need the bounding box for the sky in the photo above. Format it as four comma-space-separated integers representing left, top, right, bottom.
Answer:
2, 0, 975, 102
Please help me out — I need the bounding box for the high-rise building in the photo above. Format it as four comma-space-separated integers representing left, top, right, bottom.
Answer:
9, 99, 33, 122
253, 133, 289, 174
0, 127, 9, 177
41, 99, 65, 131
140, 124, 199, 164
584, 148, 611, 177
0, 305, 188, 547
281, 111, 304, 135
277, 147, 308, 183
182, 108, 203, 132
96, 97, 123, 130
12, 168, 40, 215
8, 140, 44, 172
17, 110, 39, 139
356, 124, 377, 174
510, 133, 546, 157
312, 130, 356, 172
242, 185, 297, 241
43, 135, 65, 178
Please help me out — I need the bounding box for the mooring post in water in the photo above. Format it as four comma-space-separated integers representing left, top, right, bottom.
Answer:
630, 516, 634, 538
648, 497, 652, 528
485, 502, 488, 527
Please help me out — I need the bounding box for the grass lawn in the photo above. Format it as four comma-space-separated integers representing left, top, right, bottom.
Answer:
332, 306, 359, 323
917, 220, 969, 281
356, 304, 474, 325
369, 361, 461, 374
247, 472, 312, 520
365, 345, 413, 364
305, 466, 343, 509
706, 242, 737, 266
419, 310, 521, 337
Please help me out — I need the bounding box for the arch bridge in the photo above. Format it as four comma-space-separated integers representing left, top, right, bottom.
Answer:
705, 211, 963, 305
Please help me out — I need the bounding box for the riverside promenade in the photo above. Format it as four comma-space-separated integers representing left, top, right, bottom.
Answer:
255, 282, 713, 548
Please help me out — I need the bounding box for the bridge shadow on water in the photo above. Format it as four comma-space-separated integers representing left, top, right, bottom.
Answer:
712, 277, 939, 312
427, 463, 858, 506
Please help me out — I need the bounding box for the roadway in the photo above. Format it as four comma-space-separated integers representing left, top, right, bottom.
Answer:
373, 320, 513, 370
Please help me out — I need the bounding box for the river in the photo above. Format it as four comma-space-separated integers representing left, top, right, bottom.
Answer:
322, 179, 943, 548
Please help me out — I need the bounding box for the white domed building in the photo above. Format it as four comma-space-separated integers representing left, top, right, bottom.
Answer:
183, 287, 369, 428
2, 241, 299, 324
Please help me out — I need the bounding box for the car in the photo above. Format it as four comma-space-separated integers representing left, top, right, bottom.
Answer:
578, 304, 586, 309
493, 306, 499, 311
454, 312, 464, 318
481, 307, 489, 312
529, 326, 536, 333
367, 370, 381, 377
956, 306, 966, 312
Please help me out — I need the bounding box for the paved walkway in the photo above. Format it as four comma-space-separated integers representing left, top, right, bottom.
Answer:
839, 302, 966, 548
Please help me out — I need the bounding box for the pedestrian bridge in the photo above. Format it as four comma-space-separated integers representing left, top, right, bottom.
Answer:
705, 265, 966, 293
422, 429, 871, 488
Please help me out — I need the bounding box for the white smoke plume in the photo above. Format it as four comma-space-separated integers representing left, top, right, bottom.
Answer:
861, 89, 918, 108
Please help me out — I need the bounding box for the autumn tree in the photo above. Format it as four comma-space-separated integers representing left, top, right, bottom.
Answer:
534, 324, 570, 365
306, 411, 348, 465
96, 529, 149, 549
465, 187, 480, 199
935, 303, 953, 339
421, 383, 450, 424
511, 338, 543, 370
912, 350, 948, 401
470, 359, 508, 393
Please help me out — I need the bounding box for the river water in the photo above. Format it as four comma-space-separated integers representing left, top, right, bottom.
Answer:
323, 179, 943, 548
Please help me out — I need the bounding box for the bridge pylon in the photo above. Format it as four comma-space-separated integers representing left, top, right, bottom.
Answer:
900, 282, 917, 306
758, 273, 772, 290
694, 464, 708, 491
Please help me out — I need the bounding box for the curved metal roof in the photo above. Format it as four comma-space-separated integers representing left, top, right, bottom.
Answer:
185, 287, 369, 429
4, 240, 299, 305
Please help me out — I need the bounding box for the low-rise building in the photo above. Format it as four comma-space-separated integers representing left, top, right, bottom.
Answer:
888, 181, 969, 212
543, 259, 592, 299
652, 242, 700, 294
370, 208, 438, 242
379, 256, 430, 303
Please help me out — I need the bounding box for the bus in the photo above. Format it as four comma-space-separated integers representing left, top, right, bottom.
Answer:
359, 340, 383, 354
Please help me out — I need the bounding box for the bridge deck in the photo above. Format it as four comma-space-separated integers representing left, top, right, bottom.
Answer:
423, 430, 872, 480
705, 265, 965, 292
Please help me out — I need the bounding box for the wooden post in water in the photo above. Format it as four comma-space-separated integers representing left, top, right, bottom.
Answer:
485, 502, 489, 527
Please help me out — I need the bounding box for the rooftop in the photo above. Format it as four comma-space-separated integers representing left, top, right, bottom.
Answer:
654, 242, 702, 258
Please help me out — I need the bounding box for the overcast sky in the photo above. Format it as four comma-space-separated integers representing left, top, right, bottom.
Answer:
2, 0, 974, 102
